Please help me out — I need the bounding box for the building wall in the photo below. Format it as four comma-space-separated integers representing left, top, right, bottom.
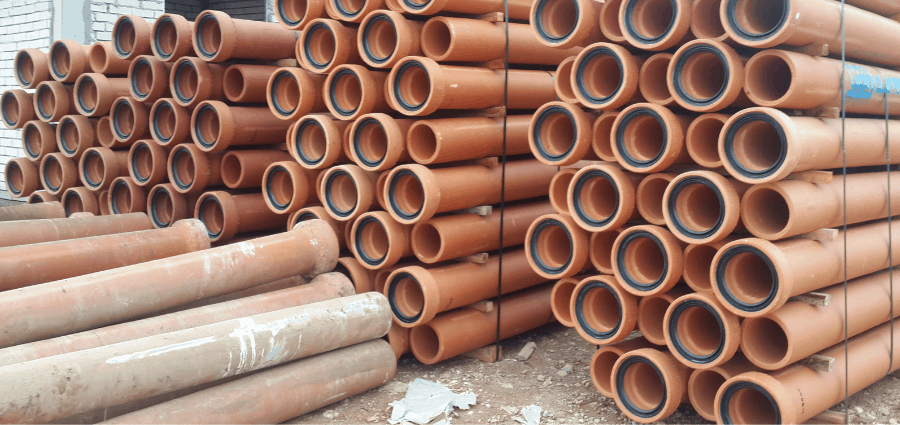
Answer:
165, 0, 204, 20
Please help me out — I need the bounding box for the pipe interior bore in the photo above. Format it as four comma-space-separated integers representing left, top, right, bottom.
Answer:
629, 0, 675, 40
673, 182, 721, 233
132, 60, 155, 97
590, 231, 618, 272
337, 0, 366, 14
411, 222, 441, 261
357, 121, 389, 163
333, 71, 363, 113
592, 350, 621, 395
412, 324, 440, 362
151, 188, 174, 226
153, 102, 177, 140
691, 0, 726, 39
674, 305, 722, 356
173, 150, 196, 187
84, 151, 106, 185
89, 44, 108, 73
577, 174, 617, 222
406, 123, 439, 163
115, 102, 136, 137
537, 0, 578, 39
78, 78, 99, 112
556, 60, 577, 100
583, 53, 622, 101
274, 73, 300, 113
268, 167, 295, 207
196, 107, 221, 145
392, 173, 425, 216
176, 63, 200, 100
683, 244, 717, 291
397, 64, 430, 108
200, 196, 225, 234
536, 224, 573, 270
23, 125, 42, 157
16, 52, 35, 85
550, 172, 575, 213
640, 55, 672, 103
220, 154, 243, 188
539, 111, 577, 158
728, 117, 784, 173
37, 86, 56, 117
51, 44, 71, 78
637, 176, 669, 224
281, 0, 309, 23
721, 250, 775, 305
60, 119, 80, 152
742, 187, 790, 237
359, 217, 390, 260
98, 117, 114, 146
1, 94, 19, 125
723, 385, 779, 425
621, 360, 665, 411
687, 116, 724, 165
155, 18, 178, 57
690, 369, 727, 418
622, 114, 665, 162
7, 162, 24, 193
552, 280, 577, 324
394, 275, 425, 318
329, 172, 359, 213
44, 156, 63, 188
307, 25, 337, 66
65, 191, 85, 214
223, 67, 246, 100
297, 121, 327, 161
741, 317, 790, 367
745, 54, 791, 103
624, 236, 666, 284
198, 16, 223, 55
593, 115, 617, 159
112, 182, 132, 213
421, 19, 452, 59
678, 51, 726, 101
365, 15, 398, 61
638, 296, 669, 342
116, 19, 137, 55
583, 284, 622, 333
729, 0, 786, 38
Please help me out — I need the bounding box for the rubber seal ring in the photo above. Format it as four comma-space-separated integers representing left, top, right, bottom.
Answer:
714, 245, 779, 312
529, 218, 574, 275
532, 106, 578, 162
722, 112, 788, 180
666, 175, 726, 240
324, 169, 358, 218
388, 271, 424, 323
725, 0, 790, 42
392, 60, 430, 112
574, 46, 624, 106
671, 44, 729, 107
623, 0, 677, 45
265, 165, 292, 211
361, 14, 397, 65
83, 150, 104, 188
355, 215, 389, 266
614, 107, 668, 168
532, 0, 580, 43
718, 381, 782, 424
667, 299, 726, 364
353, 117, 387, 167
574, 279, 623, 341
329, 68, 361, 117
387, 169, 423, 220
304, 23, 336, 70
615, 230, 669, 292
194, 14, 220, 59
615, 355, 668, 419
571, 169, 620, 229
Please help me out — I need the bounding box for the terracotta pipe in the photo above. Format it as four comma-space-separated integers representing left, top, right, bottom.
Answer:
167, 143, 224, 194
599, 0, 627, 42
635, 172, 674, 226
0, 292, 387, 424
409, 283, 553, 364
385, 160, 556, 224
740, 268, 900, 371
108, 176, 147, 214
406, 115, 532, 165
612, 347, 691, 423
554, 57, 580, 104
266, 68, 327, 121
111, 15, 152, 61
0, 212, 150, 248
351, 211, 413, 270
591, 337, 657, 398
128, 55, 172, 103
33, 81, 76, 122
685, 113, 726, 168
550, 169, 578, 215
297, 19, 360, 74
348, 113, 412, 171
97, 116, 115, 147
98, 190, 111, 215
742, 172, 900, 241
387, 324, 411, 359
261, 161, 321, 214
572, 43, 644, 110
128, 140, 170, 188
79, 147, 129, 192
61, 186, 100, 216
551, 275, 584, 327
667, 39, 749, 113
192, 10, 299, 62
335, 256, 374, 292
689, 0, 729, 42
711, 218, 900, 317
14, 48, 51, 89
73, 73, 132, 117
191, 101, 294, 152
682, 237, 735, 293
222, 64, 279, 104
40, 153, 79, 196
589, 228, 623, 275
20, 121, 57, 164
151, 13, 195, 62
326, 0, 386, 22
289, 206, 347, 249
324, 65, 390, 122
320, 164, 377, 222
26, 191, 58, 204
0, 202, 66, 222
619, 0, 693, 51
101, 339, 394, 424
662, 171, 748, 245
56, 115, 98, 158
169, 57, 227, 108
375, 170, 389, 210
716, 321, 900, 425
592, 112, 620, 162
525, 213, 591, 280
567, 163, 644, 232
195, 191, 289, 243
613, 224, 685, 297
109, 96, 150, 147
571, 274, 639, 345
358, 10, 423, 69
398, 0, 531, 19
637, 286, 692, 345
220, 150, 292, 189
387, 56, 557, 116
4, 158, 40, 199
686, 354, 759, 422
147, 183, 199, 229
149, 98, 191, 146
49, 40, 91, 83
1, 89, 35, 129
663, 291, 741, 369
529, 0, 604, 49
89, 41, 132, 75
611, 103, 693, 173
843, 0, 900, 16
275, 0, 328, 30
529, 102, 601, 166
638, 53, 675, 107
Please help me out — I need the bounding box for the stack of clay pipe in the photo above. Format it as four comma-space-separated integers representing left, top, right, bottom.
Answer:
523, 0, 900, 424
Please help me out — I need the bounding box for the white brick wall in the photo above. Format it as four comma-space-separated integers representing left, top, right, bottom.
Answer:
90, 0, 164, 43
208, 0, 273, 22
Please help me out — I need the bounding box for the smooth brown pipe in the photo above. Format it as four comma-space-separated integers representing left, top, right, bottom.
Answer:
26, 191, 57, 204
358, 10, 423, 69
151, 13, 195, 62
112, 15, 152, 60
550, 168, 577, 215
222, 64, 279, 104
385, 160, 556, 224
638, 53, 675, 107
387, 56, 556, 116
348, 113, 412, 171
409, 283, 553, 364
289, 206, 346, 248
149, 98, 191, 146
529, 0, 604, 49
21, 121, 57, 164
529, 102, 601, 166
128, 140, 170, 188
568, 163, 644, 232
689, 0, 729, 42
320, 164, 377, 222
387, 324, 411, 359
109, 96, 150, 147
55, 187, 101, 216
613, 224, 685, 297
745, 267, 900, 371
89, 41, 133, 75
612, 347, 691, 423
589, 228, 623, 275
33, 81, 76, 122
668, 39, 749, 112
592, 112, 620, 161
572, 43, 644, 110
324, 65, 390, 121
351, 211, 413, 270
297, 18, 360, 74
73, 73, 131, 117
685, 113, 727, 168
599, 0, 627, 42
554, 57, 580, 104
55, 115, 98, 158
288, 114, 350, 169
0, 202, 66, 222
109, 176, 147, 214
406, 115, 532, 165
128, 55, 172, 103
195, 191, 289, 243
167, 143, 224, 195
711, 219, 900, 318
611, 103, 693, 173
619, 0, 693, 51
191, 101, 294, 152
637, 286, 692, 345
14, 48, 51, 89
635, 172, 674, 226
663, 291, 741, 369
399, 0, 531, 19
686, 354, 759, 422
525, 213, 591, 280
80, 147, 129, 192
663, 170, 748, 245
220, 149, 292, 189
193, 10, 299, 62
551, 275, 583, 327
4, 158, 40, 199
334, 255, 374, 292
275, 0, 328, 30
147, 183, 199, 229
49, 40, 91, 83
682, 237, 735, 293
266, 67, 327, 121
0, 212, 150, 248
591, 337, 657, 398
1, 89, 35, 129
261, 161, 321, 214
571, 274, 639, 345
40, 153, 79, 196
169, 57, 227, 108
843, 0, 900, 16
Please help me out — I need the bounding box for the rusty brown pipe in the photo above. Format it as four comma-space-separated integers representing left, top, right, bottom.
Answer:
297, 18, 360, 74
592, 112, 620, 161
689, 0, 729, 42
266, 67, 327, 121
682, 237, 736, 293
195, 191, 289, 243
108, 176, 147, 214
4, 158, 40, 199
40, 153, 79, 196
572, 43, 644, 110
112, 15, 152, 60
358, 10, 423, 69
387, 56, 556, 116
589, 228, 623, 275
222, 64, 279, 104
109, 96, 150, 147
290, 206, 346, 248
635, 172, 675, 226
619, 0, 693, 51
56, 115, 98, 158
128, 140, 170, 188
711, 218, 900, 317
409, 283, 553, 364
128, 55, 173, 103
320, 164, 377, 222
324, 65, 390, 121
149, 98, 191, 146
80, 147, 129, 192
591, 337, 657, 398
685, 113, 727, 168
613, 224, 686, 297
568, 163, 644, 232
554, 57, 580, 104
26, 191, 58, 204
14, 48, 51, 89
686, 354, 759, 422
0, 212, 150, 248
193, 10, 300, 62
529, 102, 601, 166
399, 0, 532, 19
167, 143, 224, 195
20, 121, 57, 164
1, 89, 35, 129
275, 0, 328, 30
571, 274, 639, 345
525, 213, 591, 280
639, 53, 675, 107
612, 103, 693, 173
220, 149, 292, 189
33, 81, 76, 122
551, 275, 584, 327
191, 101, 294, 152
349, 113, 413, 171
663, 291, 741, 369
668, 39, 749, 113
406, 115, 532, 165
89, 41, 133, 75
61, 186, 100, 216
529, 0, 605, 49
73, 73, 132, 117
151, 13, 195, 62
0, 202, 66, 222
663, 170, 748, 245
49, 40, 91, 83
169, 57, 226, 108
334, 255, 374, 292
637, 286, 692, 345
147, 183, 199, 229
612, 347, 691, 423
261, 161, 321, 214
351, 211, 413, 270
288, 114, 350, 169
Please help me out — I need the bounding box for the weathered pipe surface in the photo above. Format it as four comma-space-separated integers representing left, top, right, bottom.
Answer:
529, 101, 601, 166
169, 57, 227, 109
686, 354, 760, 422
613, 224, 686, 297
324, 64, 390, 121
4, 157, 40, 198
192, 10, 299, 62
409, 283, 554, 365
151, 13, 195, 62
220, 150, 293, 189
290, 206, 347, 250
14, 48, 51, 89
740, 268, 900, 371
0, 292, 390, 423
711, 218, 900, 317
526, 213, 591, 280
194, 191, 289, 243
266, 68, 328, 122
572, 43, 645, 110
663, 291, 741, 369
191, 101, 294, 152
147, 183, 192, 228
611, 103, 693, 173
570, 274, 639, 345
222, 64, 279, 104
56, 115, 99, 159
663, 170, 749, 245
40, 153, 79, 196
128, 140, 170, 188
166, 143, 224, 195
0, 272, 353, 368
33, 81, 76, 122
80, 147, 129, 192
112, 15, 152, 61
529, 0, 605, 49
350, 211, 413, 270
612, 347, 691, 423
101, 339, 395, 424
297, 19, 360, 74
0, 201, 66, 222
1, 89, 35, 129
149, 98, 192, 146
0, 219, 338, 349
591, 337, 657, 398
20, 120, 57, 163
637, 286, 692, 346
348, 113, 413, 172
667, 39, 750, 112
49, 40, 91, 83
0, 212, 151, 248
128, 55, 173, 103
0, 219, 209, 292
406, 115, 532, 165
275, 0, 329, 30
619, 0, 693, 51
567, 163, 644, 232
357, 10, 423, 69
89, 41, 133, 76
62, 186, 101, 216
74, 73, 132, 117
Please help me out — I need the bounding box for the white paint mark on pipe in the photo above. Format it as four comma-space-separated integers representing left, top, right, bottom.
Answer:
105, 337, 216, 364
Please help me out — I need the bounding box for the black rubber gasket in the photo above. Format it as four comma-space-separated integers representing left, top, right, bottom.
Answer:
329, 68, 361, 117
532, 0, 579, 43
112, 99, 133, 140
194, 14, 220, 59
303, 23, 336, 70
324, 169, 358, 218
153, 16, 176, 60
294, 119, 326, 166
114, 16, 134, 57
714, 245, 779, 313
15, 51, 31, 86
574, 46, 624, 106
1, 93, 16, 127
387, 169, 423, 220
83, 150, 104, 189
615, 355, 668, 419
671, 44, 729, 107
110, 179, 130, 214
387, 271, 424, 324
574, 279, 623, 341
270, 72, 299, 116
63, 190, 78, 216
57, 118, 78, 156
22, 125, 39, 159
623, 0, 677, 45
149, 186, 172, 228
718, 381, 782, 424
334, 0, 364, 19
152, 100, 175, 143
76, 75, 97, 114
277, 0, 301, 26
131, 143, 151, 184
173, 60, 198, 104
197, 195, 223, 238
392, 60, 430, 113
529, 218, 574, 275
361, 13, 396, 65
354, 215, 388, 267
725, 0, 790, 42
402, 0, 431, 10
666, 175, 725, 240
615, 230, 668, 292
42, 156, 60, 192
532, 106, 578, 162
170, 146, 193, 191
50, 43, 69, 80
722, 112, 788, 180
571, 169, 620, 229
35, 85, 53, 120
265, 165, 292, 211
8, 163, 22, 196
614, 107, 667, 168
192, 104, 218, 149
130, 57, 153, 100
667, 299, 726, 365
353, 117, 387, 168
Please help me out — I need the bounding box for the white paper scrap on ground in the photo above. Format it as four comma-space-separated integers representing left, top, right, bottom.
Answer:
389, 378, 477, 424
518, 405, 542, 425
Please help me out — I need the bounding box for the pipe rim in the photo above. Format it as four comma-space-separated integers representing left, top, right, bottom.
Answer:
571, 169, 620, 229
35, 84, 54, 121
741, 185, 792, 240
149, 185, 174, 228
532, 0, 580, 42
110, 179, 131, 214
265, 164, 294, 211
50, 43, 70, 80
353, 117, 387, 167
722, 112, 788, 180
173, 60, 199, 104
714, 245, 779, 312
355, 215, 389, 266
724, 0, 790, 42
294, 118, 327, 166
82, 149, 105, 188
170, 146, 194, 190
57, 117, 79, 156
0, 91, 18, 127
41, 155, 61, 192
532, 105, 578, 162
615, 107, 668, 168
131, 142, 153, 183
387, 271, 424, 323
197, 194, 224, 238
130, 57, 154, 100
112, 98, 134, 140
6, 161, 24, 196
324, 169, 359, 218
192, 103, 219, 149
334, 0, 365, 19
278, 0, 303, 26
194, 14, 221, 60
670, 43, 729, 107
63, 189, 83, 216
361, 13, 397, 65
22, 122, 41, 159
304, 22, 337, 70
666, 299, 726, 364
666, 175, 726, 240
76, 75, 98, 115
329, 68, 362, 117
622, 0, 677, 45
402, 0, 432, 10
574, 279, 623, 341
153, 16, 177, 60
270, 71, 300, 116
575, 46, 624, 105
718, 381, 781, 424
616, 230, 668, 291
151, 100, 175, 143
615, 355, 668, 418
392, 60, 431, 113
113, 16, 136, 57
529, 218, 574, 275
388, 169, 424, 220
15, 50, 34, 87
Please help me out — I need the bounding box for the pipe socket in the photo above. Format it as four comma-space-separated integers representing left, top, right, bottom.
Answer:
568, 164, 644, 232
128, 55, 172, 103
195, 191, 289, 242
108, 176, 147, 214
14, 48, 51, 89
109, 96, 151, 147
27, 191, 58, 204
591, 337, 657, 398
668, 39, 749, 112
288, 114, 350, 169
530, 0, 604, 49
169, 57, 227, 108
619, 0, 693, 51
191, 101, 294, 152
612, 347, 691, 423
663, 171, 748, 244
613, 224, 686, 296
571, 275, 639, 345
297, 18, 360, 74
49, 40, 91, 83
112, 15, 152, 60
151, 13, 195, 62
21, 121, 57, 164
611, 103, 693, 173
319, 164, 377, 222
39, 153, 79, 196
572, 43, 645, 110
275, 0, 329, 30
33, 81, 77, 122
349, 113, 412, 171
325, 65, 390, 121
663, 291, 741, 369
351, 211, 413, 270
73, 74, 132, 117
291, 206, 348, 250
525, 213, 591, 280
266, 67, 328, 122
261, 161, 321, 214
128, 140, 170, 187
192, 10, 300, 62
167, 143, 224, 194
149, 98, 191, 146
220, 149, 293, 189
357, 10, 423, 69
55, 115, 98, 158
61, 187, 100, 216
1, 89, 35, 129
326, 0, 385, 22
147, 183, 199, 229
638, 53, 675, 107
4, 158, 40, 199
529, 102, 601, 166
80, 147, 129, 192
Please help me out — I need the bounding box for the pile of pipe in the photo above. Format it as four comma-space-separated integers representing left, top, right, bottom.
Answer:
523, 0, 900, 424
0, 205, 395, 423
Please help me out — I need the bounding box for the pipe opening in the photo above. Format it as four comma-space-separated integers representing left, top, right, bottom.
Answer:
422, 20, 452, 59
359, 218, 389, 261
745, 55, 791, 102
29, 193, 47, 203
115, 19, 137, 56
628, 0, 675, 40
7, 162, 24, 194
197, 15, 223, 56
621, 114, 664, 162
673, 182, 721, 233
78, 78, 99, 112
1, 93, 20, 126
599, 0, 624, 39
153, 102, 177, 141
550, 172, 575, 214
592, 114, 616, 159
268, 167, 295, 207
44, 156, 63, 190
623, 236, 665, 284
742, 317, 789, 367
199, 196, 224, 235
536, 0, 578, 40
223, 67, 248, 101
306, 25, 337, 66
583, 284, 622, 333
332, 70, 363, 114
683, 244, 717, 291
60, 119, 80, 153
89, 44, 108, 73
590, 231, 618, 272
687, 115, 724, 165
296, 120, 327, 162
638, 296, 669, 342
64, 190, 85, 215
37, 85, 57, 119
328, 172, 359, 213
356, 120, 388, 164
114, 100, 136, 138
690, 369, 727, 419
721, 250, 774, 305
742, 187, 789, 237
392, 173, 424, 216
155, 18, 178, 57
112, 181, 132, 213
175, 63, 199, 101
538, 110, 577, 158
537, 224, 572, 270
577, 173, 617, 223
556, 59, 576, 101
364, 15, 397, 61
639, 55, 672, 103
274, 73, 301, 113
411, 324, 440, 362
621, 360, 665, 411
84, 150, 106, 186
337, 0, 366, 14
637, 175, 670, 224
411, 222, 442, 261
173, 149, 196, 187
16, 51, 35, 85
691, 0, 726, 39
552, 280, 577, 324
724, 386, 779, 425
583, 54, 622, 100
407, 123, 439, 163
728, 117, 785, 174
678, 51, 726, 101
132, 59, 154, 97
674, 305, 722, 356
397, 64, 430, 108
591, 351, 621, 395
51, 44, 72, 78
195, 106, 221, 146
150, 188, 174, 226
730, 0, 786, 37
220, 154, 243, 188
23, 124, 42, 158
